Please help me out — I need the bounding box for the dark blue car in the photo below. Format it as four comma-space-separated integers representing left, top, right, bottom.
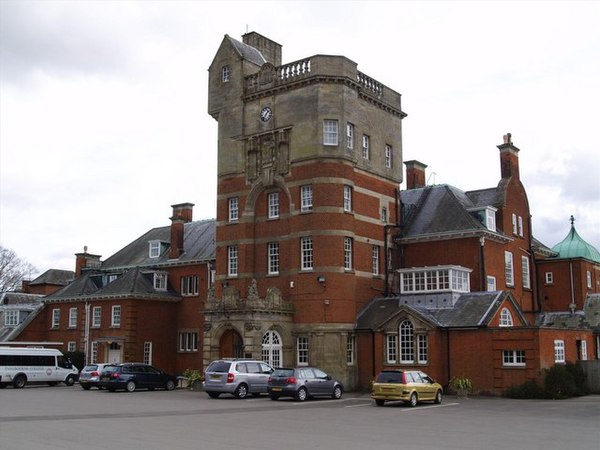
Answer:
99, 363, 177, 392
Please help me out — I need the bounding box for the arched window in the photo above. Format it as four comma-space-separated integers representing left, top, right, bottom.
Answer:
499, 308, 513, 327
399, 320, 414, 363
262, 330, 282, 367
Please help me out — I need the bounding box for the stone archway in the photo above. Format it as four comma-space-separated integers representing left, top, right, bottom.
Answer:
219, 328, 244, 358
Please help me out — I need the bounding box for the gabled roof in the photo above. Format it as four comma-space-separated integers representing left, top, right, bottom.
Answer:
226, 35, 267, 66
101, 219, 215, 270
357, 291, 526, 330
400, 185, 503, 239
1, 292, 44, 305
27, 269, 75, 286
45, 267, 180, 302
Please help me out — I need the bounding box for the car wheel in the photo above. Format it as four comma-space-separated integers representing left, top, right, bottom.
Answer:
434, 390, 443, 404
296, 387, 308, 402
270, 395, 279, 401
65, 375, 75, 386
375, 399, 385, 406
332, 385, 343, 400
165, 380, 176, 391
234, 383, 248, 399
207, 391, 220, 399
408, 392, 418, 407
81, 385, 91, 391
126, 381, 136, 392
13, 375, 26, 389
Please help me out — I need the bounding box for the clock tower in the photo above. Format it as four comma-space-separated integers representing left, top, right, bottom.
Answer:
205, 32, 405, 389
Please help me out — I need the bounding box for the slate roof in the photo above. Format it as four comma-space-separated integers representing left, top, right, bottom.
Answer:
102, 219, 215, 269
356, 291, 525, 330
44, 219, 215, 302
226, 35, 266, 66
0, 292, 44, 341
45, 267, 181, 302
27, 269, 75, 286
536, 293, 600, 330
400, 185, 504, 239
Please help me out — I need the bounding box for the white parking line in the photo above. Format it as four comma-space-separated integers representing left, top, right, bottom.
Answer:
402, 402, 459, 411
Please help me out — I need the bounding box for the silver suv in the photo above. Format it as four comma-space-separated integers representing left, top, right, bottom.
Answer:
203, 359, 274, 399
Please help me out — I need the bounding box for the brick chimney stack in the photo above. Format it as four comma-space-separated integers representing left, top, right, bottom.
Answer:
497, 133, 520, 180
75, 246, 102, 277
404, 160, 428, 190
169, 203, 194, 259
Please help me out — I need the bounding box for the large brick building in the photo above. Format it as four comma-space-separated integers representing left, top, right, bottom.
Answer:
7, 32, 599, 393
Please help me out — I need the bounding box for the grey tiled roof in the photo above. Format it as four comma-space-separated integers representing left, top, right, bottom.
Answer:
28, 269, 75, 286
102, 219, 215, 269
356, 291, 523, 330
536, 294, 600, 330
45, 267, 180, 302
400, 185, 490, 237
1, 292, 44, 305
227, 35, 266, 66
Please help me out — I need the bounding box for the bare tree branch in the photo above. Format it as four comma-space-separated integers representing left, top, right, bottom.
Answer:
0, 245, 37, 292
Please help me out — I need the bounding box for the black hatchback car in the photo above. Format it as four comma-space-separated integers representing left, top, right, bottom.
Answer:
98, 363, 177, 392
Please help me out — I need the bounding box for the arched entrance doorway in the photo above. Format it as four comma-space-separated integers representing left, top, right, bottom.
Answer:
261, 330, 282, 367
220, 329, 244, 358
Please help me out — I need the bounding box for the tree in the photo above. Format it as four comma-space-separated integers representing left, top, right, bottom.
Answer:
0, 245, 37, 292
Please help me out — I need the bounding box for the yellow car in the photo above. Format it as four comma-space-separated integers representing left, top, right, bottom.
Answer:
372, 370, 443, 407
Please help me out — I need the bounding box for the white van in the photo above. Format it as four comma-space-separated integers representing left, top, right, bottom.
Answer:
0, 347, 79, 388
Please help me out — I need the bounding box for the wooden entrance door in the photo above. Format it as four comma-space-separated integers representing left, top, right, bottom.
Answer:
219, 329, 244, 358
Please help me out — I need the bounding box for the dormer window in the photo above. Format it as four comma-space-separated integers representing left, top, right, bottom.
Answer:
485, 207, 497, 232
149, 241, 161, 258
154, 272, 167, 291
469, 206, 497, 232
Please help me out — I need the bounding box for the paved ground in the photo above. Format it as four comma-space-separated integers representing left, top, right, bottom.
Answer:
0, 385, 598, 450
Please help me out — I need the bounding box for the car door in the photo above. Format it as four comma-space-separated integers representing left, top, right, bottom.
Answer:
299, 368, 318, 395
244, 362, 260, 393
312, 368, 333, 395
256, 362, 273, 393
418, 372, 437, 400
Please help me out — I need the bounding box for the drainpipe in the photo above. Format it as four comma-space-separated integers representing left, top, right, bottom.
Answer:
84, 301, 90, 365
479, 236, 486, 291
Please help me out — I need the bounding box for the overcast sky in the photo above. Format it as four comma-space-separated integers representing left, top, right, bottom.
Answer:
1, 0, 599, 276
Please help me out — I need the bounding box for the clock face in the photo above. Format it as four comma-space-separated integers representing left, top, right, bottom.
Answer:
260, 106, 272, 122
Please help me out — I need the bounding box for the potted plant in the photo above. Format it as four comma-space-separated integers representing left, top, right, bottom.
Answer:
450, 376, 473, 398
182, 369, 204, 391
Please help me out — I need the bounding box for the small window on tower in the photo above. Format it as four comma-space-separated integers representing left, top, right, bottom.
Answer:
222, 65, 230, 82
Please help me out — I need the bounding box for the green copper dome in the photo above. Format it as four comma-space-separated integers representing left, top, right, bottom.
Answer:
552, 217, 600, 263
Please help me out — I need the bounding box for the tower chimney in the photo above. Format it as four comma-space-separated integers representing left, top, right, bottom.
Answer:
497, 133, 520, 180
75, 246, 102, 277
169, 203, 194, 259
242, 32, 282, 66
404, 160, 428, 190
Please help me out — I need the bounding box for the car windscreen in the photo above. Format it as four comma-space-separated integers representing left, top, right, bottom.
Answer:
376, 372, 404, 383
272, 368, 294, 377
101, 365, 119, 374
206, 361, 231, 373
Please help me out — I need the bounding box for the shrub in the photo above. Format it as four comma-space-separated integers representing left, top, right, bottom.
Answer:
183, 369, 204, 389
503, 363, 589, 399
544, 363, 588, 399
503, 380, 546, 399
449, 376, 473, 392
